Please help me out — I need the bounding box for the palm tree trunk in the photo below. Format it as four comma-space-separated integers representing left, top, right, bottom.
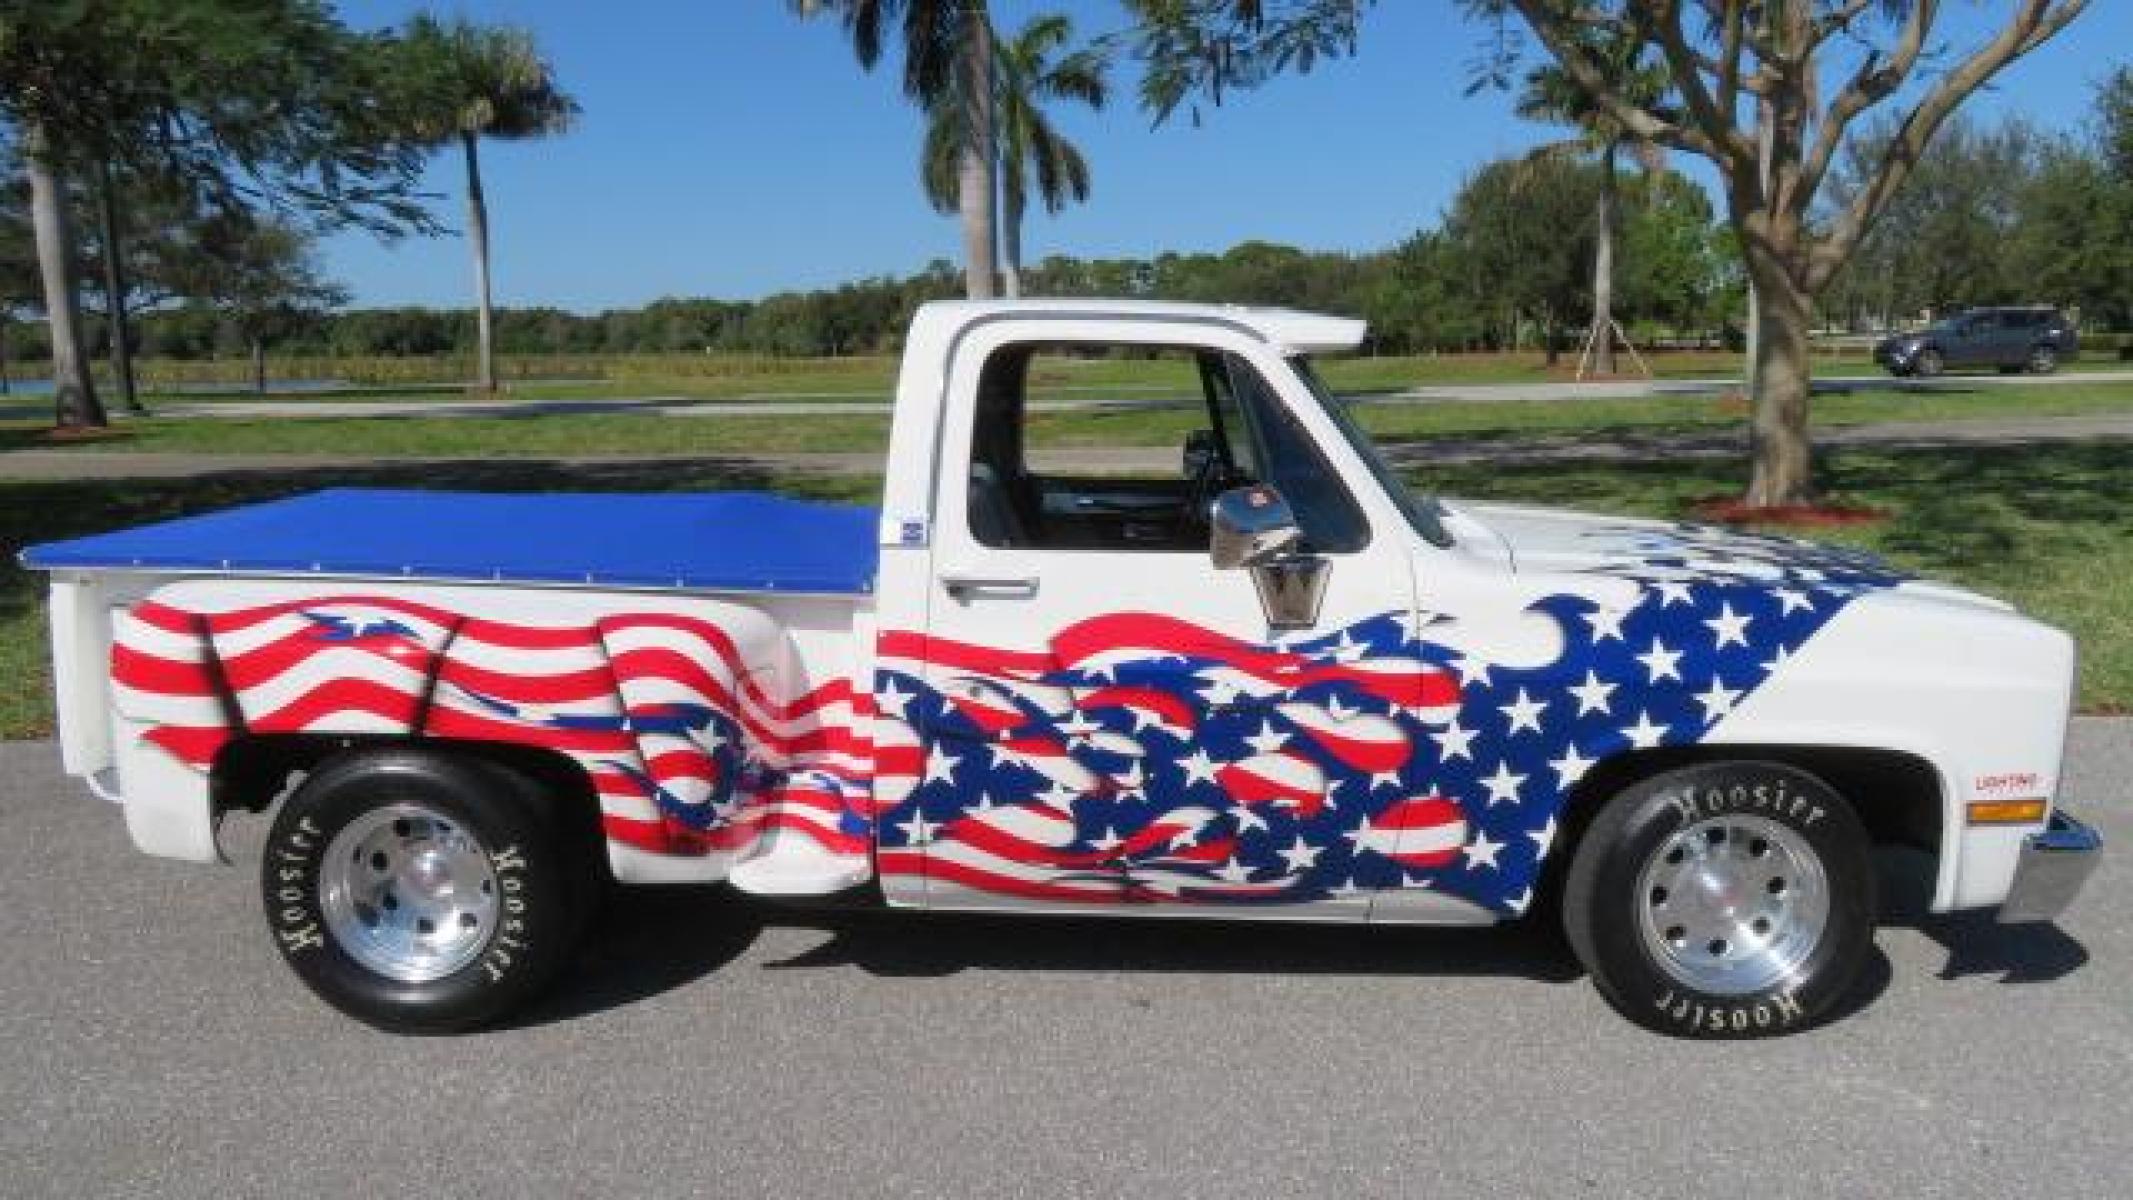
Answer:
25, 121, 105, 429
957, 16, 998, 300
1002, 186, 1024, 299
0, 319, 10, 394
251, 336, 267, 395
94, 158, 143, 414
1591, 139, 1618, 377
463, 130, 498, 392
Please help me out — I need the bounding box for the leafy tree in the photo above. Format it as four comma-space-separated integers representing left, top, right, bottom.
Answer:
923, 12, 1106, 298
399, 14, 579, 393
1128, 0, 2092, 507
1443, 155, 1599, 356
1513, 34, 1666, 374
0, 0, 432, 428
174, 211, 348, 392
793, 0, 1001, 299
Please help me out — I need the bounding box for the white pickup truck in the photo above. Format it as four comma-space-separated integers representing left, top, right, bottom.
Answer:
25, 299, 2100, 1038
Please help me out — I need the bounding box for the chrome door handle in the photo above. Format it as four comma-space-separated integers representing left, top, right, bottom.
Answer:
941, 574, 1039, 599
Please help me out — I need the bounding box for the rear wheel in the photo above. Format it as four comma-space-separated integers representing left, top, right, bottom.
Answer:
261, 748, 587, 1033
2028, 344, 2059, 374
1562, 761, 1875, 1038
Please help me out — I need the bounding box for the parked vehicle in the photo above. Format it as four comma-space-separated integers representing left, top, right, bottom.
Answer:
24, 300, 2101, 1038
1874, 306, 2080, 377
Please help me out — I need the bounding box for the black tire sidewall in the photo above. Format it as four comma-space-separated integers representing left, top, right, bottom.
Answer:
262, 749, 576, 1034
1565, 762, 1876, 1039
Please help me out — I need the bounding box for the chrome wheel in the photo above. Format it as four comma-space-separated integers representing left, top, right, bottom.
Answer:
320, 803, 499, 984
1635, 813, 1829, 996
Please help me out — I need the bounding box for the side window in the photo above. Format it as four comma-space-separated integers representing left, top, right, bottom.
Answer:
962, 342, 1367, 556
1222, 353, 1370, 554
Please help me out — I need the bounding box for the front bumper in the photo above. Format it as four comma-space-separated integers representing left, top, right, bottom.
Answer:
1997, 811, 2103, 923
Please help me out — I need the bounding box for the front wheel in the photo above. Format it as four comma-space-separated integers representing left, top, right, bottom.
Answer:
261, 748, 587, 1033
1913, 348, 1944, 378
1561, 761, 1875, 1038
2028, 344, 2059, 374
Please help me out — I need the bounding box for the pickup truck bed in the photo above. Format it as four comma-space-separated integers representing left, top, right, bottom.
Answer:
23, 488, 881, 595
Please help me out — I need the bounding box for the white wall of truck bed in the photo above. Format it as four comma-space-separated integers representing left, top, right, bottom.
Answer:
68, 572, 874, 885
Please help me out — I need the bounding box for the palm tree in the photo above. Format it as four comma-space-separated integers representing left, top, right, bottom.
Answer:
403, 15, 578, 392
922, 13, 1105, 298
793, 0, 1000, 299
1515, 38, 1667, 377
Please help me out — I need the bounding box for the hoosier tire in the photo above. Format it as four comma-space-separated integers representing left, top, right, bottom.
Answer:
1561, 761, 1876, 1038
261, 748, 586, 1034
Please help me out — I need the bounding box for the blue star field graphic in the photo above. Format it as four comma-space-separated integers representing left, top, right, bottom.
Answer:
874, 522, 1909, 915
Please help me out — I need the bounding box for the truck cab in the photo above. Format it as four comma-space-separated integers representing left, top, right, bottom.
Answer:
24, 299, 2101, 1037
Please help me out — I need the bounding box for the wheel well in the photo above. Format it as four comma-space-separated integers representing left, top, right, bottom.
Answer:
1541, 744, 1942, 902
211, 734, 609, 878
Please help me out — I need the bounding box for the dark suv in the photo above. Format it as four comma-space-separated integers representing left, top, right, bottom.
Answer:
1874, 306, 2079, 377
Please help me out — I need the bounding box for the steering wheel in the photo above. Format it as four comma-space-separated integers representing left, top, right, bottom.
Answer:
1182, 429, 1239, 532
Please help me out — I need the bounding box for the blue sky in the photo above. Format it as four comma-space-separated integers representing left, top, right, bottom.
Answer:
324, 1, 2133, 312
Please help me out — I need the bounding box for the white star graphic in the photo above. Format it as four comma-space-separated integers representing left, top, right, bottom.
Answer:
1039, 781, 1080, 809
1695, 677, 1742, 723
1653, 580, 1697, 608
1328, 878, 1364, 898
1278, 836, 1321, 873
1325, 632, 1367, 664
1705, 602, 1753, 649
1773, 588, 1813, 615
1179, 748, 1222, 788
1481, 761, 1526, 807
1527, 816, 1558, 858
1091, 826, 1124, 854
984, 740, 1024, 769
1500, 688, 1547, 736
1244, 721, 1289, 755
1431, 717, 1480, 762
1583, 605, 1630, 643
1323, 693, 1357, 722
896, 811, 937, 846
1214, 857, 1254, 885
1451, 655, 1493, 687
1623, 710, 1669, 749
1113, 762, 1148, 803
1568, 670, 1617, 716
1761, 644, 1792, 674
1636, 638, 1684, 683
1230, 804, 1268, 835
1341, 816, 1376, 852
1197, 676, 1243, 707
1505, 887, 1533, 915
1549, 743, 1594, 788
1463, 830, 1503, 871
923, 745, 959, 785
1057, 711, 1103, 746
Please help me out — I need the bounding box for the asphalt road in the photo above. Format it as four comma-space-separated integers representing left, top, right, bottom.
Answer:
2, 724, 2127, 1199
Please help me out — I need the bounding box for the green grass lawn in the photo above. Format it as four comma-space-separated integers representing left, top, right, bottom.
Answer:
10, 377, 2133, 462
0, 439, 2128, 739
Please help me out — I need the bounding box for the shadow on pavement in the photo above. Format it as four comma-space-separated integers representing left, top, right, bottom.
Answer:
1876, 846, 2090, 985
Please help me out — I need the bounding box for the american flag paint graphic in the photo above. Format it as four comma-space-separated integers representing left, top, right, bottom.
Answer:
106, 519, 1904, 914
870, 524, 1905, 914
110, 595, 872, 863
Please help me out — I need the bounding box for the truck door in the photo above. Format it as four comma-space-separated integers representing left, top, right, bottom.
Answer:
875, 324, 1454, 916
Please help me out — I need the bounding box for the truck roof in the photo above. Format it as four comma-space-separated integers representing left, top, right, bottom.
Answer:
910, 298, 1369, 356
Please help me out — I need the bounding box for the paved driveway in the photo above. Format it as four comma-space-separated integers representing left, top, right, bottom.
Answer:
1, 725, 2125, 1198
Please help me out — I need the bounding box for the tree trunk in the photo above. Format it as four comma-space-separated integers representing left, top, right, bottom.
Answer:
1001, 186, 1024, 299
25, 122, 106, 429
463, 130, 498, 392
957, 17, 998, 300
94, 159, 143, 414
0, 320, 10, 394
1742, 246, 1816, 509
251, 336, 267, 395
1590, 139, 1618, 377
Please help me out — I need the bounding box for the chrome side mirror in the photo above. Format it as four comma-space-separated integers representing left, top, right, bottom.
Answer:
1210, 485, 1304, 569
1210, 485, 1327, 630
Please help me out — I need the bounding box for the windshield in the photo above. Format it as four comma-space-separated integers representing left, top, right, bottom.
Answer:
1288, 356, 1453, 548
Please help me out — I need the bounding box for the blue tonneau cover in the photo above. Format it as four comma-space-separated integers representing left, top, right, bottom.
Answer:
21, 488, 881, 595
